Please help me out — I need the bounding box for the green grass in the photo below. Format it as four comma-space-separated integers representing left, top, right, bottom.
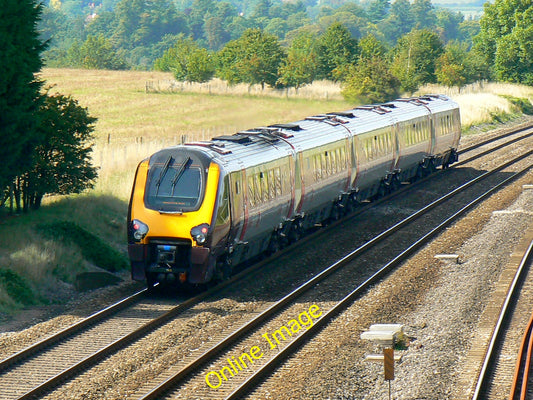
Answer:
500, 95, 533, 115
0, 194, 128, 315
39, 221, 128, 273
0, 268, 36, 306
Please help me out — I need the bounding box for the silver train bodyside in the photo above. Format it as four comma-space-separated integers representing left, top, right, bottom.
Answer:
128, 95, 460, 286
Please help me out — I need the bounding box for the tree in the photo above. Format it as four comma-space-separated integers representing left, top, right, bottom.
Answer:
411, 0, 436, 29
475, 0, 533, 84
154, 36, 215, 83
216, 29, 285, 88
379, 0, 414, 44
13, 93, 98, 211
435, 9, 464, 43
0, 0, 47, 205
112, 0, 186, 49
277, 31, 319, 89
366, 0, 390, 23
76, 34, 128, 70
358, 34, 388, 60
391, 29, 444, 93
342, 34, 399, 103
204, 16, 231, 50
316, 22, 359, 81
341, 57, 400, 103
435, 41, 469, 88
494, 27, 533, 85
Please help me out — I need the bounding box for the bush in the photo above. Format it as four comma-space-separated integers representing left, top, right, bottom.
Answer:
39, 221, 128, 272
0, 268, 36, 305
501, 95, 533, 115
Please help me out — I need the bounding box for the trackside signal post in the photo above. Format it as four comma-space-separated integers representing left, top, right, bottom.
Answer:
361, 324, 404, 400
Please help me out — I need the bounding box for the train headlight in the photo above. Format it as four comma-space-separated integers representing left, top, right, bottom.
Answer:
190, 223, 209, 246
132, 219, 149, 241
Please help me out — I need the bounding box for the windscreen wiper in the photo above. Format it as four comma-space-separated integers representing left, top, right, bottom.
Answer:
155, 155, 173, 196
171, 156, 191, 195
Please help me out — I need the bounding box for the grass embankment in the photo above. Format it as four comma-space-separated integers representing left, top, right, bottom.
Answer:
1, 69, 533, 318
0, 195, 127, 315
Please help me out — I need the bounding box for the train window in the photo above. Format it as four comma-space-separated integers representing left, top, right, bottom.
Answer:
247, 176, 255, 207
268, 169, 276, 199
274, 167, 282, 195
144, 155, 205, 213
215, 177, 230, 226
369, 138, 375, 159
261, 171, 269, 202
255, 173, 262, 205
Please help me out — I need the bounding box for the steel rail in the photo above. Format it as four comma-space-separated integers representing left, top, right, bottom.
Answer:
0, 288, 147, 373
458, 123, 533, 155
227, 158, 533, 400
4, 114, 522, 376
6, 127, 530, 399
510, 312, 533, 400
471, 239, 533, 400
12, 249, 295, 400
138, 147, 533, 400
456, 127, 533, 167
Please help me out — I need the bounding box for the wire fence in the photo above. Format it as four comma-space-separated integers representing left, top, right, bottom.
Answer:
92, 125, 241, 171
145, 78, 344, 101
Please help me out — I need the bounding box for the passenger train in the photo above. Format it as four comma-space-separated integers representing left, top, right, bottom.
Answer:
127, 95, 461, 288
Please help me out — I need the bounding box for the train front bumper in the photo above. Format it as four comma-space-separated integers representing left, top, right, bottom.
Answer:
128, 243, 213, 284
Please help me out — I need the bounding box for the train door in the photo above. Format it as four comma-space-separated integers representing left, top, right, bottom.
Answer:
429, 114, 436, 155
292, 148, 302, 216
391, 119, 400, 171
228, 168, 246, 245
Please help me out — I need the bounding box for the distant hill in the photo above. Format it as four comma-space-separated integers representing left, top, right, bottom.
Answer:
434, 0, 486, 19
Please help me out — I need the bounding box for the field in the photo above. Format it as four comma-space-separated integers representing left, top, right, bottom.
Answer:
1, 68, 532, 317
41, 68, 351, 199
41, 69, 533, 199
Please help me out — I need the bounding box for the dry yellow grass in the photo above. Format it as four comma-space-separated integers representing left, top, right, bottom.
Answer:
40, 69, 533, 199
417, 81, 533, 127
40, 68, 351, 198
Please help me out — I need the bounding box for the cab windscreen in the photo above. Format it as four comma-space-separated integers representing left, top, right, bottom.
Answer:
144, 151, 207, 213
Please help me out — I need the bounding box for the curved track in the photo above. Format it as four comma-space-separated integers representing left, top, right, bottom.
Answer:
471, 235, 533, 400
1, 122, 532, 399
136, 144, 533, 399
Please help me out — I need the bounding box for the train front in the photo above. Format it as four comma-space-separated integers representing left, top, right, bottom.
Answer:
127, 146, 223, 288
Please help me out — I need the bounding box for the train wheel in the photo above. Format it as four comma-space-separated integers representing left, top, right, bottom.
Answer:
377, 181, 388, 198
266, 232, 282, 255
146, 272, 158, 292
427, 158, 437, 174
330, 203, 342, 221
216, 259, 232, 281
288, 220, 302, 244
415, 165, 424, 180
345, 193, 358, 214
390, 175, 401, 192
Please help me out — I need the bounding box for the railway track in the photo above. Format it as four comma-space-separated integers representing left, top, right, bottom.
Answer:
132, 145, 533, 398
510, 299, 533, 400
1, 122, 532, 399
468, 225, 533, 400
